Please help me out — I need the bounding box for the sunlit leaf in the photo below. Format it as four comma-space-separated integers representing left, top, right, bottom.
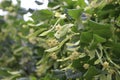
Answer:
68, 9, 83, 19
31, 9, 53, 22
87, 20, 112, 38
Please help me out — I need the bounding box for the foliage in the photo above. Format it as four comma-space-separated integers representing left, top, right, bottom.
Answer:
0, 0, 120, 80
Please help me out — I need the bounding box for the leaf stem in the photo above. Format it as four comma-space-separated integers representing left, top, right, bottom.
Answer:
95, 50, 103, 64
104, 50, 120, 69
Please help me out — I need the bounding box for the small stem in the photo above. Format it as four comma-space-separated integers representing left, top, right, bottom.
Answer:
52, 18, 61, 29
104, 50, 120, 69
48, 18, 61, 31
95, 50, 103, 64
57, 57, 70, 62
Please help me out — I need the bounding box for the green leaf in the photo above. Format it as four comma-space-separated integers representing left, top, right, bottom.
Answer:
0, 68, 11, 76
72, 56, 90, 71
68, 9, 83, 19
89, 42, 98, 50
64, 0, 73, 6
84, 66, 99, 80
77, 0, 87, 8
31, 9, 53, 22
29, 76, 37, 80
93, 34, 106, 43
112, 43, 120, 58
48, 0, 61, 7
62, 0, 76, 8
87, 20, 112, 38
87, 20, 109, 30
80, 32, 93, 44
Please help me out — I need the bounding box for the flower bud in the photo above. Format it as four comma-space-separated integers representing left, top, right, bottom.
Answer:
83, 63, 89, 69
102, 61, 109, 68
55, 12, 61, 17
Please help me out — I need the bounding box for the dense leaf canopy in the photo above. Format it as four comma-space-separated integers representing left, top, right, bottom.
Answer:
0, 0, 120, 80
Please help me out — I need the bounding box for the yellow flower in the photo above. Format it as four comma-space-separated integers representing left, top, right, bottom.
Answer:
55, 12, 61, 17
102, 61, 109, 68
22, 25, 27, 28
70, 51, 79, 60
83, 63, 89, 69
50, 53, 57, 60
55, 12, 66, 19
76, 5, 80, 9
29, 28, 34, 33
29, 37, 37, 44
55, 24, 62, 31
47, 39, 59, 47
